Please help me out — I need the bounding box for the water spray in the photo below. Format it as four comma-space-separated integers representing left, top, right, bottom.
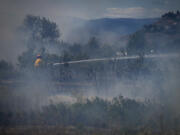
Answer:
53, 53, 179, 66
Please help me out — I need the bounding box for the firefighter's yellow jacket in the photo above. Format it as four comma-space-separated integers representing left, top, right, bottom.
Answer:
34, 58, 43, 68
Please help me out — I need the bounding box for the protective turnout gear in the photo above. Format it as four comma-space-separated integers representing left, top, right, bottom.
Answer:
34, 54, 43, 68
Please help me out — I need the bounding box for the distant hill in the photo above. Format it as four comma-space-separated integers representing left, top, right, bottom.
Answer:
67, 18, 158, 45
127, 11, 180, 54
85, 18, 158, 35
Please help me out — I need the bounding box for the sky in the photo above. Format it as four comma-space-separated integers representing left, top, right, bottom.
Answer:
1, 0, 180, 20
0, 0, 180, 62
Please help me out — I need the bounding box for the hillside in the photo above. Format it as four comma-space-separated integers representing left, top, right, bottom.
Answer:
85, 18, 158, 35
67, 17, 157, 45
127, 11, 180, 54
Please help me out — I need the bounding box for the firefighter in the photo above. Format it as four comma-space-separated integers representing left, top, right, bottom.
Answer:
34, 54, 43, 68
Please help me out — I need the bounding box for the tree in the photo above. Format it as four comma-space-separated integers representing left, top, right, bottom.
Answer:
18, 48, 35, 69
0, 60, 15, 79
22, 15, 61, 53
23, 15, 60, 43
87, 37, 99, 50
69, 43, 83, 56
127, 31, 146, 55
86, 37, 100, 58
18, 15, 61, 68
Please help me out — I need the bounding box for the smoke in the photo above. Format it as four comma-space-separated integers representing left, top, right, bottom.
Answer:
0, 0, 179, 114
46, 53, 180, 115
0, 18, 26, 63
156, 58, 180, 113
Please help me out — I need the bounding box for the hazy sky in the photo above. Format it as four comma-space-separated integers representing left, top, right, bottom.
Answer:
1, 0, 180, 19
0, 0, 180, 62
